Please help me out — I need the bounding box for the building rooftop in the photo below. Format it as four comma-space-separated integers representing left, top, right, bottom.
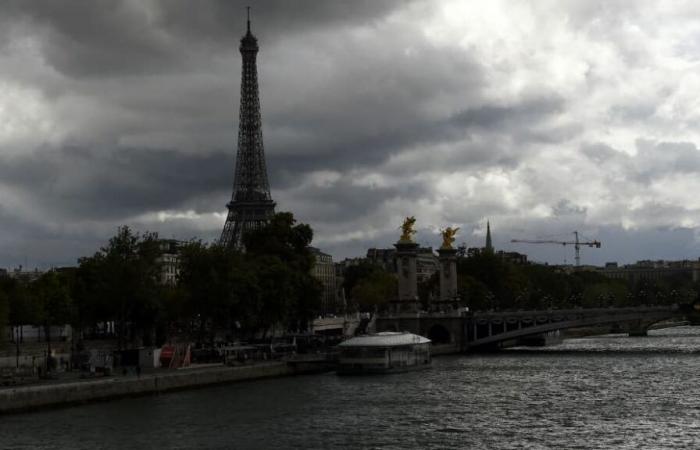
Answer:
309, 247, 332, 258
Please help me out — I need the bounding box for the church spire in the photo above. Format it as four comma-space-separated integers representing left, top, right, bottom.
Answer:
485, 220, 494, 253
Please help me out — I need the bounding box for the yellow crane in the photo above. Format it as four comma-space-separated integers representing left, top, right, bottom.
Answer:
511, 231, 601, 267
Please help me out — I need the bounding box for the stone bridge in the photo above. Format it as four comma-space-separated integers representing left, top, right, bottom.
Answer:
376, 305, 686, 353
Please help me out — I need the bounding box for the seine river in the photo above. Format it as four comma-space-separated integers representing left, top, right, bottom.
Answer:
4, 327, 700, 449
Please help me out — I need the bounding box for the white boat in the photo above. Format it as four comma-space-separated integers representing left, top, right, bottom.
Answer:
336, 332, 431, 375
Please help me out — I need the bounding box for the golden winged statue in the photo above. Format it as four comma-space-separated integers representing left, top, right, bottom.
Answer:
399, 216, 417, 242
440, 226, 460, 249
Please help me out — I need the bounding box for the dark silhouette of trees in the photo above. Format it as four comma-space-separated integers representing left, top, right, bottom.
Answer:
351, 270, 396, 316
176, 212, 322, 341
244, 212, 322, 333
457, 252, 528, 310
74, 226, 162, 348
176, 241, 252, 342
5, 214, 700, 352
0, 288, 7, 348
455, 252, 696, 312
342, 261, 395, 315
31, 271, 73, 371
342, 261, 383, 296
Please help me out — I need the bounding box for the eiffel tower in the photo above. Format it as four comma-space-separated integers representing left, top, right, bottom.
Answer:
220, 9, 275, 249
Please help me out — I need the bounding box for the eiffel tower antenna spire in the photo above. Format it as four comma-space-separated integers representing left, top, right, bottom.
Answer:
246, 6, 251, 32
220, 9, 275, 249
485, 220, 494, 253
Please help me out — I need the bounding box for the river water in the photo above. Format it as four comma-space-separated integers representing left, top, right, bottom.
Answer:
4, 327, 700, 449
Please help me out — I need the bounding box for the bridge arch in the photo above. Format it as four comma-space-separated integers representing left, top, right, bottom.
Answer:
467, 306, 682, 349
427, 324, 451, 344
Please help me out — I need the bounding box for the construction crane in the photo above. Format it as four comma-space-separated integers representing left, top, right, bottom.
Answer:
510, 231, 601, 267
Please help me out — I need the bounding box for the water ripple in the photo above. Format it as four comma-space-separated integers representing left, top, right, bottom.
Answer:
4, 327, 700, 448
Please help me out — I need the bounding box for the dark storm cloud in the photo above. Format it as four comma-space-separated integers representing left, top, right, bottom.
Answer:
633, 140, 700, 182
260, 41, 488, 181
0, 146, 232, 220
590, 226, 700, 264
294, 183, 397, 223
0, 204, 96, 268
1, 0, 700, 268
3, 0, 411, 77
267, 93, 565, 187
157, 0, 413, 46
3, 0, 179, 77
284, 176, 430, 223
609, 102, 659, 122
0, 0, 436, 268
581, 143, 619, 164
581, 140, 700, 185
552, 199, 587, 217
449, 96, 565, 130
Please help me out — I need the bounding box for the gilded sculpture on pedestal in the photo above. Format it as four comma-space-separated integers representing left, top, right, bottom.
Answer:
440, 226, 460, 249
399, 216, 417, 243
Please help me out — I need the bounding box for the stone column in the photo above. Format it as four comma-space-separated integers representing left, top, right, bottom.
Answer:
438, 247, 458, 304
394, 241, 420, 313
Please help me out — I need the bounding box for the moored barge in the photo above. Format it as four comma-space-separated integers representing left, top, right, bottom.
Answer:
337, 332, 431, 375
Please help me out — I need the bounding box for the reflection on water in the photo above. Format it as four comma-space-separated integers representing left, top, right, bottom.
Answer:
3, 327, 700, 449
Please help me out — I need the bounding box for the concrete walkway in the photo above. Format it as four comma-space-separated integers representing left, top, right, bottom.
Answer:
0, 362, 295, 414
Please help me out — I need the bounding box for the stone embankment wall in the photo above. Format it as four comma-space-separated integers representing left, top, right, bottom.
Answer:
0, 362, 300, 414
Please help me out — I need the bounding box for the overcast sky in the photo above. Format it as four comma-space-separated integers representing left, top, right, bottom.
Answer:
3, 0, 700, 268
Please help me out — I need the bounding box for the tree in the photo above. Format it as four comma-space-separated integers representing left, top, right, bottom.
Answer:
458, 275, 493, 311
31, 271, 73, 372
74, 253, 110, 338
351, 271, 396, 316
177, 213, 322, 340
243, 212, 315, 271
457, 252, 528, 310
155, 284, 187, 345
0, 288, 7, 349
341, 261, 397, 313
177, 241, 252, 342
244, 212, 322, 333
520, 264, 573, 309
342, 261, 383, 295
0, 277, 40, 366
77, 226, 163, 348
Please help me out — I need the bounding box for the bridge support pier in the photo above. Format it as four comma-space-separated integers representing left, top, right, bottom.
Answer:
627, 319, 651, 337
437, 247, 458, 308
393, 241, 420, 313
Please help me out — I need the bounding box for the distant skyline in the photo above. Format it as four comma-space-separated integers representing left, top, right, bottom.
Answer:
2, 1, 700, 268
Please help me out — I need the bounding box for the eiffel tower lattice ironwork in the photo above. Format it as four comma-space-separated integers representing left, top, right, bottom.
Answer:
220, 10, 275, 249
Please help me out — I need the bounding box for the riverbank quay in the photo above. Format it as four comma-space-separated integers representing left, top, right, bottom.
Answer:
0, 360, 333, 415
